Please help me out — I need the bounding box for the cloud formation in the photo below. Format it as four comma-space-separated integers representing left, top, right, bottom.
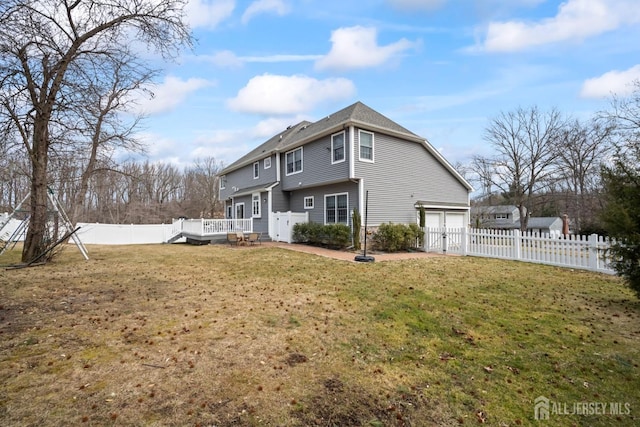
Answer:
315, 26, 419, 72
186, 0, 235, 29
133, 76, 212, 115
479, 0, 640, 52
226, 74, 356, 115
202, 50, 322, 68
581, 64, 640, 98
241, 0, 289, 24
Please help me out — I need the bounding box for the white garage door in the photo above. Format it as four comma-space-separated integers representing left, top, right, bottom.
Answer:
425, 212, 443, 228
445, 212, 465, 229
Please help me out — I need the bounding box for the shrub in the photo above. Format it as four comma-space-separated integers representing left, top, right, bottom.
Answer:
372, 222, 424, 252
352, 208, 362, 251
292, 222, 352, 249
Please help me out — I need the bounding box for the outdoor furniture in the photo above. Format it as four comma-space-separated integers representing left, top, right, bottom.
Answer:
246, 232, 261, 245
227, 232, 244, 246
226, 232, 236, 245
236, 232, 246, 245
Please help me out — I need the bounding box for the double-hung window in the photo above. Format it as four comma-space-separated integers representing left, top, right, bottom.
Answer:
286, 147, 303, 175
219, 175, 226, 190
252, 193, 261, 218
332, 132, 345, 164
325, 193, 349, 224
359, 130, 374, 162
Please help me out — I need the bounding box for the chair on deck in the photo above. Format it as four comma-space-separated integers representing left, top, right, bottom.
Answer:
227, 232, 244, 246
246, 232, 261, 245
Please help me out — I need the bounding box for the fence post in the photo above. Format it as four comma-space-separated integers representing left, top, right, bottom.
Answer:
513, 229, 522, 261
442, 228, 447, 253
588, 234, 599, 271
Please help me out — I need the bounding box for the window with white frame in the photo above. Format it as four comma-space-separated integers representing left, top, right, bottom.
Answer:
286, 147, 303, 175
219, 175, 226, 189
304, 196, 314, 209
252, 193, 261, 218
359, 130, 374, 162
325, 193, 348, 224
264, 157, 271, 169
253, 162, 259, 179
332, 132, 345, 164
236, 203, 245, 219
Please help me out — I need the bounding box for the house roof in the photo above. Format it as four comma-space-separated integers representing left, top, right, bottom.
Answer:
525, 217, 562, 229
220, 101, 472, 191
471, 205, 520, 215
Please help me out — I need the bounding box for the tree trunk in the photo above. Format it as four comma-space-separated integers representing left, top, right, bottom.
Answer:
22, 122, 49, 262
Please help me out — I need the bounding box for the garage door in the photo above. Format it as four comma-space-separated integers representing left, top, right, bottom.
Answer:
445, 212, 465, 229
425, 212, 443, 228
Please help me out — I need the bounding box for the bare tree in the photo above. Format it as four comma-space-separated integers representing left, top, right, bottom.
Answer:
552, 118, 613, 232
475, 106, 565, 231
0, 0, 191, 262
68, 54, 153, 223
185, 157, 224, 218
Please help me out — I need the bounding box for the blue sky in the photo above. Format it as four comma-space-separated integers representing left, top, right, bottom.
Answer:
130, 0, 640, 168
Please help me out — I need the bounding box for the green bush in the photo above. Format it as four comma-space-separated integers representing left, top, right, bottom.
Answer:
372, 222, 424, 252
292, 222, 352, 249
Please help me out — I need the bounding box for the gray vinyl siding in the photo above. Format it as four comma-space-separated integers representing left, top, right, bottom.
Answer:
220, 154, 276, 199
281, 131, 351, 191
271, 187, 290, 213
353, 130, 469, 225
289, 181, 358, 225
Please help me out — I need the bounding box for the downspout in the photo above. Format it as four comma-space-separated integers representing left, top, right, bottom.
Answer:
349, 125, 355, 180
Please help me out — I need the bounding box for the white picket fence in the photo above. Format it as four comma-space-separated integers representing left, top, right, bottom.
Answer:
424, 227, 615, 275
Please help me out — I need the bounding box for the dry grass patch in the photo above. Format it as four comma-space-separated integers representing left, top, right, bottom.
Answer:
1, 243, 639, 426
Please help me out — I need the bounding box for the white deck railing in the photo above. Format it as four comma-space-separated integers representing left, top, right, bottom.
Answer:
425, 227, 614, 274
180, 218, 253, 236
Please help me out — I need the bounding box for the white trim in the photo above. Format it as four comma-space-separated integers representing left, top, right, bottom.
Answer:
349, 125, 355, 179
304, 196, 314, 209
220, 175, 226, 190
253, 161, 259, 179
252, 193, 261, 218
285, 147, 303, 176
358, 130, 374, 162
331, 131, 346, 164
264, 157, 271, 169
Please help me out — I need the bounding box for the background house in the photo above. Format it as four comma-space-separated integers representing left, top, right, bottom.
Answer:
471, 205, 566, 236
218, 102, 473, 241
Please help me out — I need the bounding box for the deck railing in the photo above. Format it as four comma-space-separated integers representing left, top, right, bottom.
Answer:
181, 218, 253, 236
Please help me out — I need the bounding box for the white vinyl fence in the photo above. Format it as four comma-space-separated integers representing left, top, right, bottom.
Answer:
75, 222, 182, 245
425, 227, 615, 274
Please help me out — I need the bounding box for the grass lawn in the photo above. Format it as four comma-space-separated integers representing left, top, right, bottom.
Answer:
1, 243, 639, 426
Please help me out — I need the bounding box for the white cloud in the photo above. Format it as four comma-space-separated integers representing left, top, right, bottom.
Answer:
315, 26, 419, 72
206, 50, 245, 68
133, 76, 213, 115
479, 0, 640, 52
386, 0, 446, 11
226, 74, 356, 115
186, 0, 235, 29
241, 0, 289, 24
580, 64, 640, 98
199, 50, 322, 68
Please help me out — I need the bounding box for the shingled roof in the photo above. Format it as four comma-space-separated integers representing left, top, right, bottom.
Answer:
221, 101, 422, 174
